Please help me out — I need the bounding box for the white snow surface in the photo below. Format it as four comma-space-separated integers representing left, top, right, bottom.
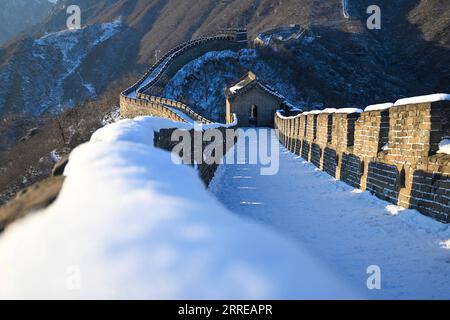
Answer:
0, 117, 357, 299
301, 108, 362, 115
210, 130, 450, 299
303, 110, 322, 115
365, 103, 394, 112
438, 139, 450, 155
229, 79, 247, 93
394, 93, 450, 106
334, 107, 363, 114
276, 110, 302, 120
320, 108, 338, 113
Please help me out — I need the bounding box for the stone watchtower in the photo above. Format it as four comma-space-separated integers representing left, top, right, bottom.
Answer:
224, 72, 283, 127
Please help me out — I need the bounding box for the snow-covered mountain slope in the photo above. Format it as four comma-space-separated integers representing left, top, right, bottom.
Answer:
0, 116, 359, 299
0, 19, 122, 116
0, 0, 53, 46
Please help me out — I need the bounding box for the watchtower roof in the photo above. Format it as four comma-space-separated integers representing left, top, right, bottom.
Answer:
225, 71, 283, 101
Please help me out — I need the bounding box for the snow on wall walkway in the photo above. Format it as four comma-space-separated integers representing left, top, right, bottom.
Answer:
209, 129, 450, 299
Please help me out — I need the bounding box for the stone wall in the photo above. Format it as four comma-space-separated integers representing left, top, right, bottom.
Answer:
120, 95, 187, 122
275, 100, 450, 223
154, 127, 237, 186
120, 95, 213, 123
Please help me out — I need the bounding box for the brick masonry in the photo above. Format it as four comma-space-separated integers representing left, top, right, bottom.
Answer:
323, 147, 338, 178
275, 101, 450, 223
311, 143, 321, 168
302, 141, 310, 161
366, 161, 401, 203
340, 153, 363, 189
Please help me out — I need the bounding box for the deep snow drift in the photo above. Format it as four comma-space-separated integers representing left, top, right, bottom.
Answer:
0, 117, 357, 299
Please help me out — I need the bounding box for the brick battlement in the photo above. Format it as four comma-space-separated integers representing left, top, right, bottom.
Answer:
275, 100, 450, 223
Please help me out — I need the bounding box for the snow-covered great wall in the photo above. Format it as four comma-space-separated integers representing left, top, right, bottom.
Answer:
276, 94, 450, 223
119, 28, 450, 224
120, 29, 247, 124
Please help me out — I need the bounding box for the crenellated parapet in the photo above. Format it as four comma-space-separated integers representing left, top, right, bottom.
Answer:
275, 96, 450, 223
